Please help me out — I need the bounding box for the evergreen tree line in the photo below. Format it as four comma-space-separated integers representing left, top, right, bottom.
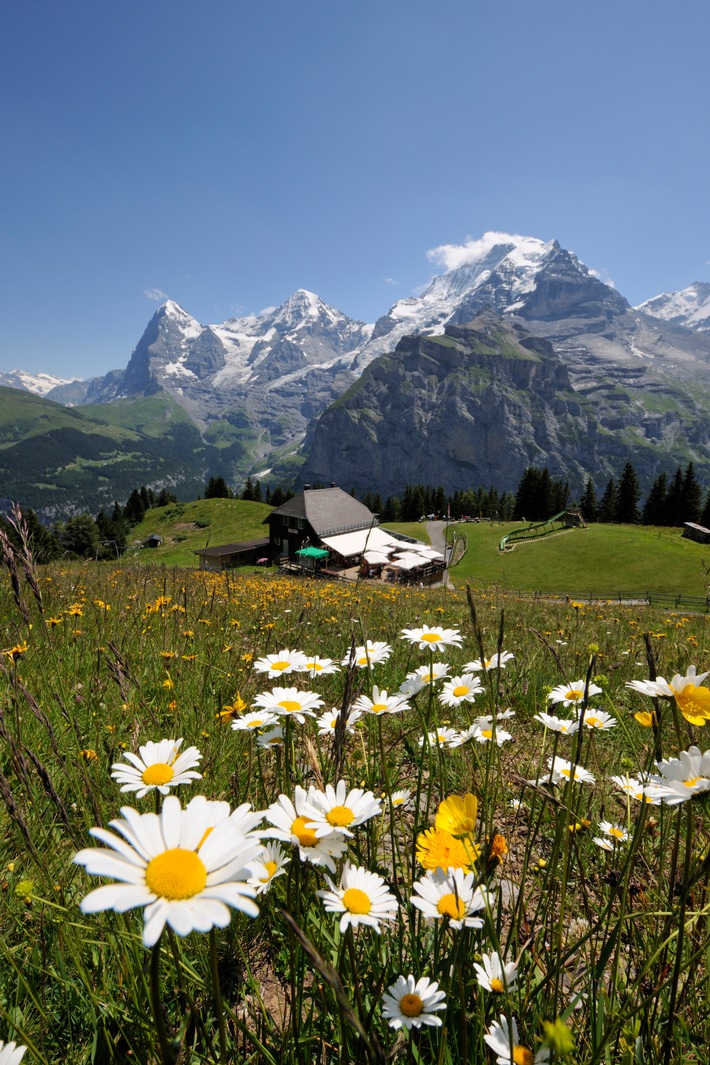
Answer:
360, 461, 710, 529
204, 475, 293, 508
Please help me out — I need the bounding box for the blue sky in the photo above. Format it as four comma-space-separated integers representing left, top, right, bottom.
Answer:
2, 0, 709, 379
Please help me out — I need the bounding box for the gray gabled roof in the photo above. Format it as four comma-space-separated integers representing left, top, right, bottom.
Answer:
266, 487, 377, 538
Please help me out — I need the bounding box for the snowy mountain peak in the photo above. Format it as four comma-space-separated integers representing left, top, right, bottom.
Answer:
637, 282, 710, 332
0, 370, 79, 396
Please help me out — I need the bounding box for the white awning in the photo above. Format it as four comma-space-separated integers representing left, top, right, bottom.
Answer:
321, 526, 403, 558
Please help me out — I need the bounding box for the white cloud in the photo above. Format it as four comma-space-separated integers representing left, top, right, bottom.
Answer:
145, 288, 169, 301
383, 277, 399, 286
588, 267, 616, 288
426, 231, 527, 272
259, 305, 277, 316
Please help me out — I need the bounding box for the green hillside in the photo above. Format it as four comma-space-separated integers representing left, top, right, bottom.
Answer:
128, 498, 274, 567
0, 388, 241, 520
449, 520, 710, 598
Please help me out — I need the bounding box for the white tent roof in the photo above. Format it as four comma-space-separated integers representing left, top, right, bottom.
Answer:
387, 555, 426, 570
321, 526, 403, 558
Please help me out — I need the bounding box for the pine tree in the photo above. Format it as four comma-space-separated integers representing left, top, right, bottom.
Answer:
206, 476, 231, 499
598, 479, 618, 523
580, 478, 597, 521
642, 473, 668, 525
665, 467, 685, 526
681, 462, 702, 524
615, 463, 640, 524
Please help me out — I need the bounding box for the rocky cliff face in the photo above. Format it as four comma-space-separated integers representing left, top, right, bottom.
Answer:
300, 310, 710, 497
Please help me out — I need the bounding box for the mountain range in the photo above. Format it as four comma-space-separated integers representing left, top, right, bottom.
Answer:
2, 233, 710, 518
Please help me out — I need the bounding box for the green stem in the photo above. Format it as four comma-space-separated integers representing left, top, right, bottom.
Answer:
149, 936, 177, 1065
210, 929, 228, 1064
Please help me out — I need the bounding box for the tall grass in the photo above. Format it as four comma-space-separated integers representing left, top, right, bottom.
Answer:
0, 550, 709, 1063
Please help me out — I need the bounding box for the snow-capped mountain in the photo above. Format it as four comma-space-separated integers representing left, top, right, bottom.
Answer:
6, 232, 710, 503
0, 369, 78, 396
637, 282, 710, 332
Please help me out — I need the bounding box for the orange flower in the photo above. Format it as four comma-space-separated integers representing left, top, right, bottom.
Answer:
416, 827, 477, 872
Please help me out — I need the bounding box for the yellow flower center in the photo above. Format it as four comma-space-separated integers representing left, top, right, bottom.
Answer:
481, 729, 493, 739
566, 688, 584, 701
399, 993, 424, 1018
684, 776, 702, 787
490, 977, 505, 993
247, 718, 263, 728
357, 656, 369, 666
436, 892, 467, 919
272, 660, 290, 671
260, 860, 278, 882
342, 887, 371, 915
513, 1048, 534, 1065
292, 817, 318, 848
586, 716, 602, 727
142, 763, 174, 786
609, 826, 625, 838
279, 700, 301, 714
421, 632, 442, 643
370, 703, 387, 714
453, 685, 469, 697
145, 848, 207, 900
326, 805, 355, 827
307, 662, 322, 671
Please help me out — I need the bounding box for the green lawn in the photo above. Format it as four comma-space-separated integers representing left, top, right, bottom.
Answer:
448, 520, 710, 598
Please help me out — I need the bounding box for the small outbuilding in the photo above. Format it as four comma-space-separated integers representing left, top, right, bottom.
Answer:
682, 522, 710, 545
194, 538, 271, 572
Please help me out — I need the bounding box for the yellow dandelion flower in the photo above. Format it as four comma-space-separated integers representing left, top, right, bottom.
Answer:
435, 793, 478, 837
416, 827, 476, 872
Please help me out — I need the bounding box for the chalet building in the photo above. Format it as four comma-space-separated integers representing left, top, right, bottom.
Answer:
264, 486, 377, 559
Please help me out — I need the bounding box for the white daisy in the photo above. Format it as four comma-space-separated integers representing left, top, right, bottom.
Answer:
485, 1014, 549, 1064
401, 625, 463, 652
303, 655, 340, 677
464, 651, 515, 673
439, 674, 484, 708
546, 756, 596, 785
342, 641, 392, 668
596, 821, 629, 843
305, 780, 382, 838
0, 1042, 26, 1065
317, 862, 398, 933
578, 709, 617, 730
247, 841, 290, 895
473, 950, 519, 993
316, 707, 362, 736
533, 712, 580, 735
610, 774, 665, 805
351, 685, 409, 716
231, 710, 280, 732
381, 974, 446, 1029
111, 739, 202, 798
547, 679, 603, 706
419, 727, 460, 748
390, 788, 412, 808
74, 794, 262, 947
592, 835, 614, 851
256, 726, 284, 749
252, 686, 324, 724
263, 787, 348, 871
406, 662, 451, 690
650, 746, 710, 804
468, 723, 513, 746
410, 868, 490, 929
627, 665, 709, 702
253, 649, 308, 678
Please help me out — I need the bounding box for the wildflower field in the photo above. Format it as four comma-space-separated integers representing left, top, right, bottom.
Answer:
1, 540, 710, 1063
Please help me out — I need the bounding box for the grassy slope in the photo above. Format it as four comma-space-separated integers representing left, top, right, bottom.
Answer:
128, 499, 273, 567
449, 521, 710, 597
